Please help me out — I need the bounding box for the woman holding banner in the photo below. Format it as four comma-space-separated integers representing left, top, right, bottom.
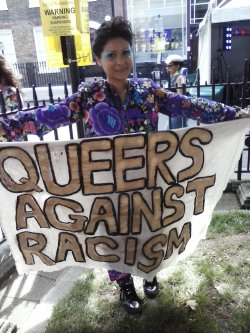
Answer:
0, 16, 249, 315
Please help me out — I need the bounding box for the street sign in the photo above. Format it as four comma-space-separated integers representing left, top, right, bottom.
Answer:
39, 0, 92, 68
75, 0, 90, 34
39, 0, 78, 36
44, 33, 92, 68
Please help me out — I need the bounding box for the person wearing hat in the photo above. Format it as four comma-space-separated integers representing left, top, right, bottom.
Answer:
165, 54, 185, 94
165, 54, 191, 129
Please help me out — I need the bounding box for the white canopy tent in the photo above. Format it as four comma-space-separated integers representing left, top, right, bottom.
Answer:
198, 0, 250, 84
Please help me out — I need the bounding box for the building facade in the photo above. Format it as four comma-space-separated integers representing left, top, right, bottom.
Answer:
0, 0, 218, 65
0, 0, 229, 79
0, 0, 113, 64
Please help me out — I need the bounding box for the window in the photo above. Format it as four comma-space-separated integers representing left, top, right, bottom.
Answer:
33, 26, 46, 63
126, 0, 187, 65
190, 0, 212, 24
0, 30, 17, 63
0, 0, 7, 10
33, 26, 60, 73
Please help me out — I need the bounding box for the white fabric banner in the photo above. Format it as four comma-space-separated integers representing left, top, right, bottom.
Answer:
0, 119, 249, 280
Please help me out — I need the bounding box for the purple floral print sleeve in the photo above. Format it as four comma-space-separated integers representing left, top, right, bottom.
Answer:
152, 83, 240, 123
0, 78, 241, 142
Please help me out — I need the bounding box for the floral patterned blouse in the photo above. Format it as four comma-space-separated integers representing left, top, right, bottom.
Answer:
0, 78, 240, 141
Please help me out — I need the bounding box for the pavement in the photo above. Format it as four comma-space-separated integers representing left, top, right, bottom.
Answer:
0, 186, 246, 333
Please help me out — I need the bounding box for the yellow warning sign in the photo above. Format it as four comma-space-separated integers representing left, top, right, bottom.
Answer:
75, 0, 90, 34
39, 0, 93, 68
44, 32, 93, 68
39, 0, 79, 37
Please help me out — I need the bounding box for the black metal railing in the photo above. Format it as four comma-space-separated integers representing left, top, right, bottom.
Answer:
0, 65, 250, 242
164, 61, 250, 181
11, 59, 250, 105
12, 61, 105, 88
12, 62, 71, 88
0, 57, 249, 248
1, 79, 250, 179
1, 60, 250, 175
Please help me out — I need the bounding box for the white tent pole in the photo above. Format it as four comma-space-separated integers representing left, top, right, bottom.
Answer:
198, 8, 212, 84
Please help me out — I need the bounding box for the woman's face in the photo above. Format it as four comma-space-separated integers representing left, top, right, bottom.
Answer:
96, 37, 133, 85
166, 63, 180, 75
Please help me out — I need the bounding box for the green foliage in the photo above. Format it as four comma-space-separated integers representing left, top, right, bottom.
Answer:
208, 210, 250, 237
232, 308, 250, 333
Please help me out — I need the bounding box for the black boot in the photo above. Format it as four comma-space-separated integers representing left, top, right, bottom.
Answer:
143, 276, 159, 297
118, 276, 142, 314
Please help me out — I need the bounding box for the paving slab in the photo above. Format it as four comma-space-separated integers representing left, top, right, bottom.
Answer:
0, 297, 36, 330
0, 271, 55, 302
0, 242, 15, 284
19, 267, 84, 333
0, 319, 16, 333
215, 192, 241, 211
0, 268, 68, 333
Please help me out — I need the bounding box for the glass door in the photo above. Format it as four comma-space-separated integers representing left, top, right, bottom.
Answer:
126, 0, 187, 65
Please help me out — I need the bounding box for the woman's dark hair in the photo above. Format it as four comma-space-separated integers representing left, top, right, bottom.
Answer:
0, 55, 21, 89
92, 16, 134, 57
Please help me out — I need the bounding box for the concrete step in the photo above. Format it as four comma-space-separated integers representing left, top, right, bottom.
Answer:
236, 182, 250, 208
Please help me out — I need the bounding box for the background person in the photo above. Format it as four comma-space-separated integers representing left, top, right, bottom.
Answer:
165, 54, 185, 95
165, 54, 189, 129
0, 16, 249, 315
0, 55, 22, 113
